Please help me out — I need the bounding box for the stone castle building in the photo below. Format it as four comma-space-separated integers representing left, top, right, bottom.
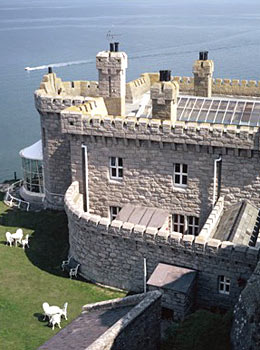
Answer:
29, 44, 260, 348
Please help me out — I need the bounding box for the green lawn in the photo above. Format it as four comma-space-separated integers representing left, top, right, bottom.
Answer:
0, 193, 125, 350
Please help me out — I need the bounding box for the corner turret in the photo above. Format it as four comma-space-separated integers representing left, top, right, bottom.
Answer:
193, 51, 214, 97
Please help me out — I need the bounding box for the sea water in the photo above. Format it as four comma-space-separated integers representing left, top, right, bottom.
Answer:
1, 0, 260, 181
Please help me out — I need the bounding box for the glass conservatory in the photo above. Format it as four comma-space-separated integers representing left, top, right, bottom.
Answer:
19, 140, 44, 204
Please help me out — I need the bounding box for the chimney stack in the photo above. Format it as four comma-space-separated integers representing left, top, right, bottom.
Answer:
151, 70, 179, 123
193, 51, 214, 97
96, 44, 128, 116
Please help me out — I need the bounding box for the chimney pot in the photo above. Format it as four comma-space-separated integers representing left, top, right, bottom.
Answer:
114, 42, 119, 52
110, 43, 114, 52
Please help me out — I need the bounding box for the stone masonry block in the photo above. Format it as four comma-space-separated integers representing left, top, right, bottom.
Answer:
111, 220, 123, 229
88, 214, 101, 225
182, 234, 195, 249
246, 246, 260, 264
156, 229, 169, 244
194, 236, 207, 252
121, 222, 134, 238
206, 238, 221, 254
133, 225, 146, 240
168, 232, 182, 246
99, 217, 110, 229
144, 227, 157, 243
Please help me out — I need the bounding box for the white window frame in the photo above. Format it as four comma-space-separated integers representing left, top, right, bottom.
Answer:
173, 163, 188, 187
110, 206, 121, 222
218, 276, 230, 295
109, 157, 123, 180
187, 216, 199, 236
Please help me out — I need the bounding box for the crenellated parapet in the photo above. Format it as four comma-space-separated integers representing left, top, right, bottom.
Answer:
35, 73, 99, 113
65, 182, 260, 270
173, 76, 260, 98
126, 73, 159, 103
60, 110, 260, 151
199, 197, 224, 239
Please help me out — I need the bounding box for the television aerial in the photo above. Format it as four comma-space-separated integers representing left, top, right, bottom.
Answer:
106, 30, 122, 41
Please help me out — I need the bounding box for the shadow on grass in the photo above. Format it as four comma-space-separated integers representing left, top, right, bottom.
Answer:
34, 313, 47, 323
0, 193, 73, 279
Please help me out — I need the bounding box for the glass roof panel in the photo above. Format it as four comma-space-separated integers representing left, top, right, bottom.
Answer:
215, 111, 225, 123
177, 96, 260, 126
206, 111, 217, 123
193, 100, 204, 109
250, 112, 260, 126
241, 112, 251, 124
197, 110, 208, 121
177, 108, 184, 118
181, 108, 192, 120
223, 112, 233, 124
202, 100, 212, 109
219, 101, 229, 110
190, 109, 200, 121
186, 99, 196, 109
227, 101, 237, 110
178, 98, 188, 107
233, 112, 243, 124
211, 100, 220, 110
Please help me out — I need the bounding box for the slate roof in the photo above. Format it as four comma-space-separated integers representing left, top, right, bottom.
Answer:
116, 204, 169, 229
213, 200, 260, 246
147, 263, 196, 294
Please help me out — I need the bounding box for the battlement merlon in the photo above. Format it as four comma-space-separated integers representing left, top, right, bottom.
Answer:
59, 108, 260, 151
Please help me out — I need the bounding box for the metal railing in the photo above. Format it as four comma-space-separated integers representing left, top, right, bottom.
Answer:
4, 180, 30, 211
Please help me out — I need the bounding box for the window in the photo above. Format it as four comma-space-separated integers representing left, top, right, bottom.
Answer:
188, 216, 199, 235
110, 157, 123, 180
110, 206, 121, 221
219, 276, 230, 295
22, 158, 44, 194
172, 215, 199, 235
173, 214, 185, 234
173, 163, 188, 187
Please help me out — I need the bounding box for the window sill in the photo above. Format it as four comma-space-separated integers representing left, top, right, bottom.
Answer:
173, 185, 187, 192
108, 178, 124, 185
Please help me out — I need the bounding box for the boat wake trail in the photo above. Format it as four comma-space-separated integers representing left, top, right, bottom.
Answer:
25, 59, 94, 71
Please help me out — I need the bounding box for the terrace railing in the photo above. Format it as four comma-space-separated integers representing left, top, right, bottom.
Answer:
4, 180, 30, 211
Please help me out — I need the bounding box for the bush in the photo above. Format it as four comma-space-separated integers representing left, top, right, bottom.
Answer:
162, 309, 232, 350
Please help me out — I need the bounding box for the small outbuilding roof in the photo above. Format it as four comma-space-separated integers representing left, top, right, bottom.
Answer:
19, 140, 43, 160
147, 263, 196, 294
116, 204, 169, 229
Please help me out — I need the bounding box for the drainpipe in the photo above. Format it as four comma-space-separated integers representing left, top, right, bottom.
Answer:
81, 145, 89, 213
213, 156, 222, 208
144, 258, 147, 293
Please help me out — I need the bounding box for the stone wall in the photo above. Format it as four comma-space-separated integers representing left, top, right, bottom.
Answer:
65, 182, 260, 310
231, 262, 260, 350
64, 116, 260, 227
84, 291, 161, 350
40, 112, 71, 209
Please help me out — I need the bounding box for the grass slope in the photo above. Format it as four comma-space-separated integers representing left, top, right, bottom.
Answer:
0, 193, 125, 350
